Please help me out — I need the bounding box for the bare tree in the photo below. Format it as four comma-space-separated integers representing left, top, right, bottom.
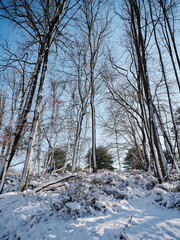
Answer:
158, 0, 180, 73
42, 79, 65, 174
0, 89, 6, 131
0, 0, 79, 193
78, 0, 110, 172
65, 38, 91, 172
115, 0, 169, 181
101, 66, 151, 171
148, 0, 179, 171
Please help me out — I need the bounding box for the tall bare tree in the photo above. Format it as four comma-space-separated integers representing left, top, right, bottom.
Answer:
65, 38, 91, 172
0, 0, 79, 193
79, 0, 110, 172
120, 0, 168, 182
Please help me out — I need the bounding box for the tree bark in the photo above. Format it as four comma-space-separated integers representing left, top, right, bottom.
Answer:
20, 46, 49, 191
0, 48, 44, 193
129, 0, 168, 182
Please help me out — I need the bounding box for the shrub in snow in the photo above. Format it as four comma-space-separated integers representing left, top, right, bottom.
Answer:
3, 169, 180, 223
103, 185, 128, 200
35, 172, 133, 219
152, 175, 180, 210
4, 174, 21, 192
1, 169, 180, 240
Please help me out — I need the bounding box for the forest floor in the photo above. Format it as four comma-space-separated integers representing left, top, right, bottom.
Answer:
0, 169, 180, 240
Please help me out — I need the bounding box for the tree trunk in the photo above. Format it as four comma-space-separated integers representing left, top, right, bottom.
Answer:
20, 47, 49, 191
159, 0, 180, 70
0, 49, 44, 194
63, 133, 71, 174
130, 0, 168, 182
72, 107, 86, 172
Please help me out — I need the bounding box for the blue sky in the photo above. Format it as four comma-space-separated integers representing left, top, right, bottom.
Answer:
0, 19, 12, 38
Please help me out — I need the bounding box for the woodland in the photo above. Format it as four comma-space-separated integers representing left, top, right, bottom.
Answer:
0, 0, 180, 193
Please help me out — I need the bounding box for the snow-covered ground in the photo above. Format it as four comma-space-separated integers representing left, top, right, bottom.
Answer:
0, 170, 180, 240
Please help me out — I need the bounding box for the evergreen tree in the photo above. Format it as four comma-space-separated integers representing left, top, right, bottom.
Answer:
48, 148, 66, 173
123, 148, 143, 170
86, 146, 114, 170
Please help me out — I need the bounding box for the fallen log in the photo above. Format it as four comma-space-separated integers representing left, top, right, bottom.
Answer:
34, 174, 75, 193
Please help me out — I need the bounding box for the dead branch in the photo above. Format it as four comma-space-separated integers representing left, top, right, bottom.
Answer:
34, 174, 75, 193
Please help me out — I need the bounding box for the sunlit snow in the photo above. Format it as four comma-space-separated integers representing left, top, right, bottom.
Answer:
0, 170, 179, 240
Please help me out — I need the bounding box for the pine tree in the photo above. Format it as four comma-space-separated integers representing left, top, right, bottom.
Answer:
123, 148, 144, 170
48, 148, 66, 173
86, 146, 114, 170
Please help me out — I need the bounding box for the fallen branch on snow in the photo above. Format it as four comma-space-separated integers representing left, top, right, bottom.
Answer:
34, 174, 75, 193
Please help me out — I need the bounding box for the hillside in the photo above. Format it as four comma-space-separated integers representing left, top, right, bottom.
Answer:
0, 170, 180, 240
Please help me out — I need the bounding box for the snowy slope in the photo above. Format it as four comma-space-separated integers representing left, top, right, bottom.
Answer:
0, 170, 180, 240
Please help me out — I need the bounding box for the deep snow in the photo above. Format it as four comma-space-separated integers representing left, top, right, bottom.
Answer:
0, 170, 180, 240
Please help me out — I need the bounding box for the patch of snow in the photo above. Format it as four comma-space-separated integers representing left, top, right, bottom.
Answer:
0, 170, 180, 239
